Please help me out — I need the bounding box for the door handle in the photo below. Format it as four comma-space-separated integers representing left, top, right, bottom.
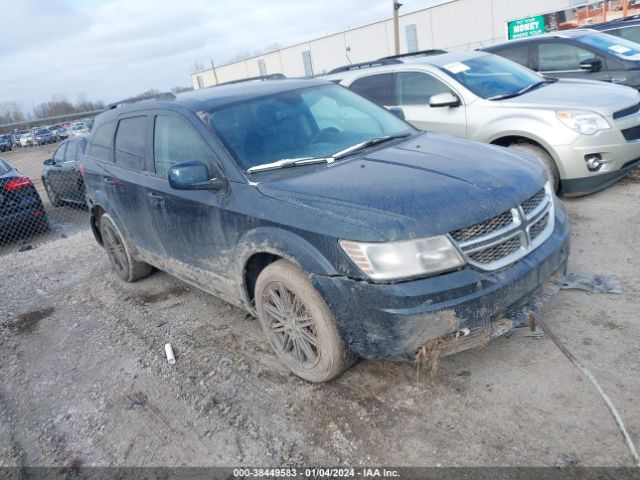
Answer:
103, 178, 115, 185
146, 192, 165, 204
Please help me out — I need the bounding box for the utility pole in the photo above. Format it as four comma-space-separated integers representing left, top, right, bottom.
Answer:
393, 0, 402, 55
210, 59, 219, 86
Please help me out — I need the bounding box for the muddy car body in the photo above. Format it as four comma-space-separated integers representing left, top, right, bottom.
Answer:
82, 79, 570, 381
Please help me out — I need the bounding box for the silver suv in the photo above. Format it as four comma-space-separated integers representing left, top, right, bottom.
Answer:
325, 50, 640, 196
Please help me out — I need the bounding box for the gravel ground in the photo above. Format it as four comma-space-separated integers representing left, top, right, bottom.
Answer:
0, 155, 639, 467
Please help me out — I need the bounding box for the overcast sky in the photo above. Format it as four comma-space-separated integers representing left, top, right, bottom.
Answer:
1, 0, 440, 109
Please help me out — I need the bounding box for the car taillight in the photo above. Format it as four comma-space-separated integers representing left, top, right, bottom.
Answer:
79, 163, 85, 176
4, 177, 33, 191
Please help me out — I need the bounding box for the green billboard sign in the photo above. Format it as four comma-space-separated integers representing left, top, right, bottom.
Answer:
508, 15, 545, 40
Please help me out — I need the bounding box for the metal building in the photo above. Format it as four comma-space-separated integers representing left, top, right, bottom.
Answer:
191, 0, 588, 89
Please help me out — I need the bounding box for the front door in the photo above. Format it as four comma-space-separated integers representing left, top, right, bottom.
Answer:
394, 71, 468, 138
144, 112, 232, 295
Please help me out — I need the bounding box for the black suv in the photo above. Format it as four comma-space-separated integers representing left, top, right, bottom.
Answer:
482, 29, 640, 90
588, 15, 640, 44
82, 79, 570, 382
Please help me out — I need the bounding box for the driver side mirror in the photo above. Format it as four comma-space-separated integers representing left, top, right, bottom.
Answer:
429, 92, 461, 108
168, 161, 227, 191
579, 58, 602, 72
43, 158, 55, 166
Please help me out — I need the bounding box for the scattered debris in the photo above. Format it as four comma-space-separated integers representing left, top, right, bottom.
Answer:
165, 343, 176, 365
556, 273, 622, 294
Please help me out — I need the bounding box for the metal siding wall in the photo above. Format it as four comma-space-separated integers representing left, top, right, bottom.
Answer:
191, 0, 582, 88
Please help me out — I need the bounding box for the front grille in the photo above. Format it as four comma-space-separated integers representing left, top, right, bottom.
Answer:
451, 210, 513, 242
469, 237, 521, 264
613, 102, 640, 120
520, 187, 545, 215
450, 185, 554, 271
621, 125, 640, 142
529, 213, 549, 241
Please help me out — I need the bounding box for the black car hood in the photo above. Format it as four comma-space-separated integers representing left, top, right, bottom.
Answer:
257, 132, 547, 242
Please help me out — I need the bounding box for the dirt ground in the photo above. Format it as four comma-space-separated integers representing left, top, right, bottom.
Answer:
0, 144, 639, 467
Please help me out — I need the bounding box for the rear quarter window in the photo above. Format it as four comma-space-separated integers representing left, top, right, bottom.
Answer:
88, 121, 116, 162
495, 45, 530, 68
350, 73, 396, 106
114, 116, 147, 170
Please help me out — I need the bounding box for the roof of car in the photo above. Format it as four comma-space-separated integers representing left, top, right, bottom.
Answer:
99, 78, 330, 122
482, 29, 596, 50
588, 15, 640, 30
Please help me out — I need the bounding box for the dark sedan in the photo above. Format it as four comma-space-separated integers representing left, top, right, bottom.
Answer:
0, 157, 48, 242
42, 137, 88, 207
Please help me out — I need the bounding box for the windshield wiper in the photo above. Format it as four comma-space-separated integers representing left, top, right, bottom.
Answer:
246, 133, 412, 173
488, 78, 558, 101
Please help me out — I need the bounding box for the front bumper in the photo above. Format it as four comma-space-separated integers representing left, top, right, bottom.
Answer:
552, 122, 640, 196
311, 203, 570, 360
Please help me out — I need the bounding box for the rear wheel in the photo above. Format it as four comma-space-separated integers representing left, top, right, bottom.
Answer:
255, 260, 355, 382
99, 214, 153, 282
509, 142, 560, 193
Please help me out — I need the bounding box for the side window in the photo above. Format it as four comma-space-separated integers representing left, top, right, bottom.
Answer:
153, 115, 211, 176
350, 74, 396, 106
497, 46, 530, 67
538, 43, 596, 71
88, 121, 115, 162
396, 72, 452, 105
65, 141, 79, 163
53, 144, 67, 163
114, 116, 147, 170
619, 26, 640, 44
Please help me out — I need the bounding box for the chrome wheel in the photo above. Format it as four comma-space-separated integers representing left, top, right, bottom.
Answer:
261, 282, 320, 369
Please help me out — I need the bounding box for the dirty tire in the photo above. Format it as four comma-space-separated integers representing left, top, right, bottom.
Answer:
255, 260, 355, 382
99, 214, 153, 282
44, 180, 62, 207
508, 142, 560, 193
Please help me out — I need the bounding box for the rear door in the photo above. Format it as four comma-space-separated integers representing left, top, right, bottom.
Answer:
144, 111, 232, 293
108, 114, 165, 256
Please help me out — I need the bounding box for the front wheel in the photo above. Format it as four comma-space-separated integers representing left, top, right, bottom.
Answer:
508, 142, 560, 193
44, 180, 62, 207
255, 260, 355, 382
99, 214, 153, 282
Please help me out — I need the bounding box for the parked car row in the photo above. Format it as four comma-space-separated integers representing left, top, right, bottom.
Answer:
4, 120, 93, 149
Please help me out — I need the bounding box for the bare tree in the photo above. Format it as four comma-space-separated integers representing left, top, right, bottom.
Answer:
0, 101, 26, 125
170, 86, 193, 94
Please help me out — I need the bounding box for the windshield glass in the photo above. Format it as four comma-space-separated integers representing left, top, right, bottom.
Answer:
578, 32, 640, 61
0, 159, 10, 175
439, 54, 544, 100
208, 84, 412, 171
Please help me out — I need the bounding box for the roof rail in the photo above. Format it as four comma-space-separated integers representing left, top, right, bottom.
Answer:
217, 73, 287, 86
108, 92, 176, 109
328, 58, 401, 74
379, 49, 448, 61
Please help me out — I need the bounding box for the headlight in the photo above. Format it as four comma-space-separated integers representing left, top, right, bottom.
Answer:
339, 235, 465, 282
556, 110, 610, 135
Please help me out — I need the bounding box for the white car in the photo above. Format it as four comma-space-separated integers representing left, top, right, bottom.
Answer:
324, 50, 640, 196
